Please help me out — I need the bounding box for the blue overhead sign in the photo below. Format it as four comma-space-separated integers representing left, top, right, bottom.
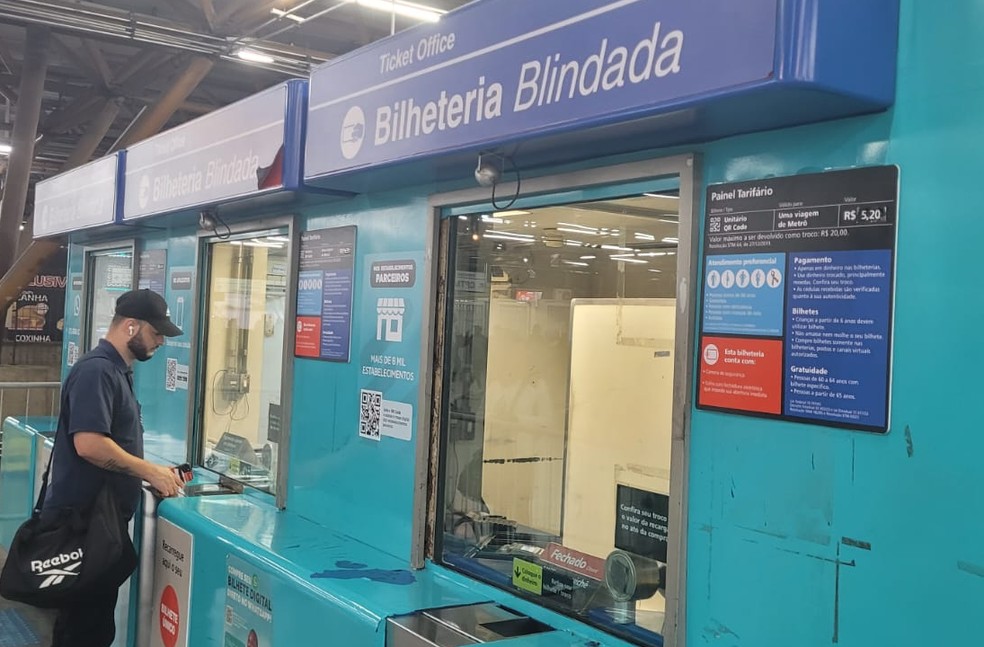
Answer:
123, 80, 307, 220
305, 0, 899, 182
33, 153, 121, 237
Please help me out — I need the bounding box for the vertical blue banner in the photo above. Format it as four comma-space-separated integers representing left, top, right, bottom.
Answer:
356, 253, 423, 442
294, 226, 357, 362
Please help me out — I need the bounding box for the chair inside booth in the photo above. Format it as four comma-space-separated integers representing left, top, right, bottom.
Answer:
439, 189, 680, 645
198, 232, 290, 494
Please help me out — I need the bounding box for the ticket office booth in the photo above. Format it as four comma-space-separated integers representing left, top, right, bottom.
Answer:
33, 1, 902, 645
294, 1, 898, 646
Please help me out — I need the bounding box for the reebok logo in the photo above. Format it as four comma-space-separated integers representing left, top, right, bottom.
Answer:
30, 549, 83, 588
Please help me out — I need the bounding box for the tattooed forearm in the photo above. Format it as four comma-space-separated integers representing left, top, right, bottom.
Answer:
98, 458, 140, 477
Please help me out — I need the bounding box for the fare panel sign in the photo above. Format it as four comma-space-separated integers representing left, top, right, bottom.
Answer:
697, 166, 899, 433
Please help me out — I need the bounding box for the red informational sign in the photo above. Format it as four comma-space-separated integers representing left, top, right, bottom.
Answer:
541, 543, 605, 581
294, 317, 321, 357
698, 336, 782, 414
160, 585, 180, 647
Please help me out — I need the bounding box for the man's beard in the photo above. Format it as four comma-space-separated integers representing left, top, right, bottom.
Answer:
127, 335, 154, 361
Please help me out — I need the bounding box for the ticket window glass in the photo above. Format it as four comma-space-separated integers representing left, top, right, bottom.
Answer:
197, 230, 291, 494
85, 247, 134, 350
438, 186, 683, 645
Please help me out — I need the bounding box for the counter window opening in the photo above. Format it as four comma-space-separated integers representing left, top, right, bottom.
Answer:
83, 244, 135, 351
433, 170, 692, 647
195, 227, 293, 496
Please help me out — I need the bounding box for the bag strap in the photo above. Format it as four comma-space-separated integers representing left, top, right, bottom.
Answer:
31, 437, 56, 518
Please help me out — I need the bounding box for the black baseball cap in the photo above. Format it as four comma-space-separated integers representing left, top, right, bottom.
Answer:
114, 289, 183, 337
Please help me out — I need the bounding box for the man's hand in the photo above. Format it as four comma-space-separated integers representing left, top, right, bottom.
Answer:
75, 432, 185, 497
145, 463, 185, 498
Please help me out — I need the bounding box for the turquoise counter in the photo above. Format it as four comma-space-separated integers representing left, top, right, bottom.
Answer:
159, 495, 637, 646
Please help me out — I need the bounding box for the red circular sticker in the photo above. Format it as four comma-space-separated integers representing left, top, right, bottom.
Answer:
159, 585, 180, 647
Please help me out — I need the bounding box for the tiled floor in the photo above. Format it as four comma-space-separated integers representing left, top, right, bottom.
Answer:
0, 549, 55, 647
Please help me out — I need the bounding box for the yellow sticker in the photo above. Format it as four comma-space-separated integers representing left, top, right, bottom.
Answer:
512, 558, 542, 595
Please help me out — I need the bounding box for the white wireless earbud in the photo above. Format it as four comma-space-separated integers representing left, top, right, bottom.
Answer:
128, 325, 135, 336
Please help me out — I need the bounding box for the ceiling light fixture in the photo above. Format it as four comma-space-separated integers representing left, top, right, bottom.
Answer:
270, 8, 307, 22
0, 143, 11, 155
354, 0, 445, 23
236, 48, 275, 64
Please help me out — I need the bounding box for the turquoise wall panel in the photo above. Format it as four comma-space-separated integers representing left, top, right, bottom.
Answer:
134, 230, 199, 465
686, 0, 984, 644
289, 190, 430, 561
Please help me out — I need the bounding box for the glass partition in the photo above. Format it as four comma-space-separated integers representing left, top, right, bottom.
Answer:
439, 188, 682, 646
85, 248, 134, 350
197, 231, 290, 494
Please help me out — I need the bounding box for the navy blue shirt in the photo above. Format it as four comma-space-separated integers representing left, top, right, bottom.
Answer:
44, 339, 144, 520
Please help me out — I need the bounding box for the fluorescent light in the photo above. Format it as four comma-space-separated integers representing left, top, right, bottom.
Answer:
495, 210, 531, 217
600, 244, 633, 252
557, 222, 599, 233
580, 255, 596, 260
483, 232, 534, 242
270, 8, 307, 22
610, 256, 648, 264
644, 193, 679, 199
354, 0, 445, 22
634, 233, 656, 241
557, 227, 600, 236
236, 49, 275, 64
662, 236, 679, 244
481, 215, 504, 224
0, 143, 11, 155
563, 261, 589, 267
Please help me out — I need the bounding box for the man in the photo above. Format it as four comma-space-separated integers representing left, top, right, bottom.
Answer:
44, 289, 186, 647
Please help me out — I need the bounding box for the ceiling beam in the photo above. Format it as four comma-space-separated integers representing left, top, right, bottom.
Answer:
0, 34, 16, 75
61, 96, 122, 170
200, 0, 218, 31
0, 80, 18, 103
112, 55, 214, 151
83, 39, 114, 89
49, 35, 105, 88
42, 88, 104, 134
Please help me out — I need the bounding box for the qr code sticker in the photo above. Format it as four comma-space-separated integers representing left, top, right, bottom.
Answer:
165, 357, 177, 392
359, 389, 382, 441
709, 217, 722, 233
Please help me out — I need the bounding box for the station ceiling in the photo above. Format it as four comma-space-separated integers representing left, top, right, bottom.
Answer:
0, 0, 470, 186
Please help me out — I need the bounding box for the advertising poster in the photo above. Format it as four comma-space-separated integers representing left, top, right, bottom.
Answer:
138, 248, 168, 293
151, 519, 194, 647
294, 226, 357, 362
225, 555, 273, 647
164, 265, 194, 393
4, 248, 67, 344
65, 273, 83, 366
697, 166, 898, 432
357, 253, 423, 441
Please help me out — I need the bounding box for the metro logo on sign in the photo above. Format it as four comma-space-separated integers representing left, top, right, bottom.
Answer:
541, 543, 605, 581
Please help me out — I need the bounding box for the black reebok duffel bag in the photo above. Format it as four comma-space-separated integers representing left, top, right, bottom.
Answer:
0, 460, 137, 608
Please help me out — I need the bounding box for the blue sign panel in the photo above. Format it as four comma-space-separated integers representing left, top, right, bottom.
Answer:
294, 226, 357, 362
33, 153, 121, 237
784, 249, 892, 428
306, 0, 779, 179
698, 166, 899, 433
124, 80, 307, 220
356, 252, 424, 442
703, 253, 785, 336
